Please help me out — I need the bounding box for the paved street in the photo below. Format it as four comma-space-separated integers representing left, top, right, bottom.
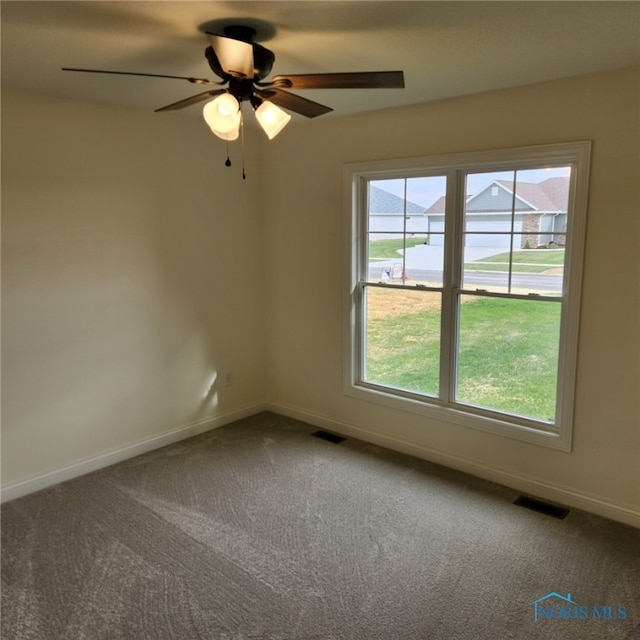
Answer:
369, 245, 563, 293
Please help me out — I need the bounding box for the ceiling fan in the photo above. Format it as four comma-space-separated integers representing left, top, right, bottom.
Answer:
62, 24, 405, 142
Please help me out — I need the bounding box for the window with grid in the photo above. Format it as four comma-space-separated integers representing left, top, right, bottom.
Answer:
344, 142, 590, 449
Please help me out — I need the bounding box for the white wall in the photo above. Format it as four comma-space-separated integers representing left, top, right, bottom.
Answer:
263, 67, 640, 523
2, 87, 267, 490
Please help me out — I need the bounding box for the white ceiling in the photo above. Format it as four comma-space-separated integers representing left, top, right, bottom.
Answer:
2, 1, 640, 122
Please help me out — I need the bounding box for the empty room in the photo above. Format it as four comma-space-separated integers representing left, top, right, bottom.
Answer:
2, 2, 639, 639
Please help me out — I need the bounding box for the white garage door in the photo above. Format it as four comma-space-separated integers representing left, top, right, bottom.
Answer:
428, 218, 522, 248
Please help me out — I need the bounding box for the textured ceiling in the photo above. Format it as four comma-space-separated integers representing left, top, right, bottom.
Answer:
2, 1, 639, 121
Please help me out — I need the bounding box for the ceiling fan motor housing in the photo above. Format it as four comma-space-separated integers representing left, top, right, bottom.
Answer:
228, 77, 257, 102
204, 26, 275, 82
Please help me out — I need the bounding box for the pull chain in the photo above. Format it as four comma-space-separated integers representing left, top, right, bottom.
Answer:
240, 109, 246, 180
219, 106, 246, 179
225, 141, 231, 167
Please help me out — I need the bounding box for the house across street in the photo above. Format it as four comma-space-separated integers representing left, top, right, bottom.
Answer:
369, 176, 570, 250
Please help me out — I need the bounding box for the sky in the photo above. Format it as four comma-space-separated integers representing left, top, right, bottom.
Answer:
372, 166, 571, 210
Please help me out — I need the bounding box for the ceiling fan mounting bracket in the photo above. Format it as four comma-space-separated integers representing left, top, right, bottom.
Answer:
222, 25, 257, 43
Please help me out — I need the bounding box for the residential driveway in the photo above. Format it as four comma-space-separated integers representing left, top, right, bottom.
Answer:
376, 245, 503, 270
407, 244, 503, 268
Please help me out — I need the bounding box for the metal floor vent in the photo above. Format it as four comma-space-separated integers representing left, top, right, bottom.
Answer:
311, 430, 346, 444
514, 495, 570, 519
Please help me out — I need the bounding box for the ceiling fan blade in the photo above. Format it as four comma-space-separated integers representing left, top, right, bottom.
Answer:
269, 71, 405, 90
207, 34, 254, 79
255, 88, 332, 119
154, 89, 227, 112
62, 67, 217, 85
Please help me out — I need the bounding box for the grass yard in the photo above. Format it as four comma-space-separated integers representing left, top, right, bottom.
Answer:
368, 237, 426, 260
365, 288, 442, 397
465, 249, 565, 273
365, 287, 561, 421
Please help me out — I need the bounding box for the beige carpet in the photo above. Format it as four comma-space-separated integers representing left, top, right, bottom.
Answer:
2, 412, 639, 639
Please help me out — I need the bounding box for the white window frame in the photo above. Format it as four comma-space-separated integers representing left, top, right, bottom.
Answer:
343, 142, 591, 451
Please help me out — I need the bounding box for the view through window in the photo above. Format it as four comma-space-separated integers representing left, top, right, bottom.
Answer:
347, 143, 590, 448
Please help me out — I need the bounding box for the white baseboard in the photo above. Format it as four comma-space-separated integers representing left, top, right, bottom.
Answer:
266, 402, 640, 529
5, 401, 638, 529
1, 402, 268, 503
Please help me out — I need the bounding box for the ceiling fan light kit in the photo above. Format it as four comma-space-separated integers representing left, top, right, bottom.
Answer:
62, 22, 404, 173
253, 100, 291, 140
203, 93, 241, 140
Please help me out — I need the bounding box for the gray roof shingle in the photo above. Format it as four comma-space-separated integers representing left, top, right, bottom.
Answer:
369, 185, 425, 214
424, 177, 569, 214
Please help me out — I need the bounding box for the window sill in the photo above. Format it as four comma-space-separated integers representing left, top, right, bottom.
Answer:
345, 382, 572, 452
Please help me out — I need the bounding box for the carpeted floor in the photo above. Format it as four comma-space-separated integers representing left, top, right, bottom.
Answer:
2, 412, 639, 639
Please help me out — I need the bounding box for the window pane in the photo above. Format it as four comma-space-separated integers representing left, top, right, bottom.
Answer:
406, 174, 447, 239
403, 234, 442, 287
364, 286, 441, 397
515, 167, 570, 250
368, 179, 410, 233
462, 167, 570, 295
455, 295, 561, 422
367, 233, 405, 282
463, 244, 510, 290
462, 170, 519, 292
368, 176, 447, 286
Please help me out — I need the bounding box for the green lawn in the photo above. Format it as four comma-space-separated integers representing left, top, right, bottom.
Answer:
365, 291, 560, 421
368, 237, 426, 261
466, 249, 565, 273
